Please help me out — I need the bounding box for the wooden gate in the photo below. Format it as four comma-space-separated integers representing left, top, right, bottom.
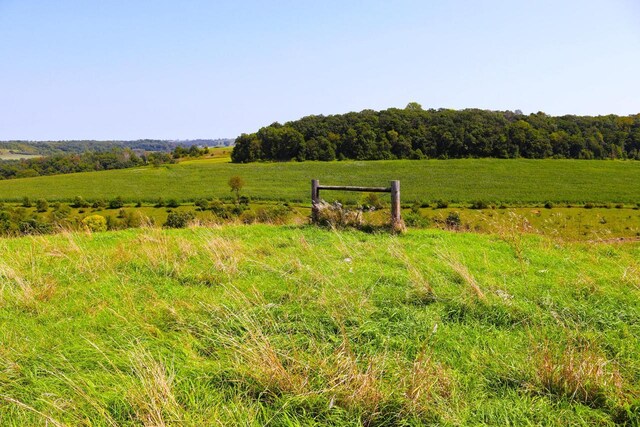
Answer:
311, 179, 403, 231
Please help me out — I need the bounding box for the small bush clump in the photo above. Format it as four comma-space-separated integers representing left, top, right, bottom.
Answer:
164, 211, 195, 228
404, 212, 430, 228
108, 196, 124, 209
445, 212, 462, 229
256, 205, 292, 224
361, 193, 385, 210
166, 199, 180, 208
435, 200, 449, 209
82, 215, 108, 232
314, 201, 363, 229
72, 196, 90, 208
35, 199, 49, 212
470, 200, 489, 210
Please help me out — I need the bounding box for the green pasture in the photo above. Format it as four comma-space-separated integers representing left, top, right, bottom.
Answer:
0, 226, 638, 425
0, 158, 639, 204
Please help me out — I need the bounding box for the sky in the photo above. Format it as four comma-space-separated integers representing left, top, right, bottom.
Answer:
1, 0, 639, 140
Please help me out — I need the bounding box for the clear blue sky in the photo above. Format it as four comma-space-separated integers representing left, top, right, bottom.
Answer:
1, 0, 639, 140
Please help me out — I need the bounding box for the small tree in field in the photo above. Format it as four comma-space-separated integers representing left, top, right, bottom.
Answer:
228, 176, 245, 201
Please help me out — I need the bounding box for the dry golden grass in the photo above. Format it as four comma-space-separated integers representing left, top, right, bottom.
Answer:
438, 250, 486, 301
403, 348, 454, 417
216, 298, 310, 397
389, 241, 436, 302
204, 236, 243, 279
128, 348, 184, 427
323, 334, 385, 419
532, 340, 625, 408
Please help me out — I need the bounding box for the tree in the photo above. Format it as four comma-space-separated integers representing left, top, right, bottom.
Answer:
108, 196, 124, 209
228, 176, 245, 200
405, 102, 423, 111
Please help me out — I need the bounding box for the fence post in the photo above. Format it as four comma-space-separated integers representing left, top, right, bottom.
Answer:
390, 180, 404, 232
311, 179, 320, 223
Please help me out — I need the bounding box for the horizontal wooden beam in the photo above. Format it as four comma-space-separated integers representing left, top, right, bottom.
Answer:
317, 185, 390, 193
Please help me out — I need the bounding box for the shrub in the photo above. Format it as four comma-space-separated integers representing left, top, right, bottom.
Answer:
615, 203, 624, 209
584, 202, 595, 209
72, 196, 90, 208
361, 193, 385, 210
195, 199, 209, 211
18, 219, 52, 235
314, 201, 362, 229
50, 204, 71, 221
445, 212, 462, 229
404, 212, 430, 228
470, 200, 489, 210
35, 199, 49, 212
92, 199, 107, 209
544, 201, 554, 209
105, 215, 118, 230
164, 211, 195, 228
411, 202, 421, 214
82, 215, 107, 232
166, 199, 180, 208
239, 210, 257, 224
435, 200, 449, 209
155, 197, 165, 208
22, 197, 32, 208
256, 205, 291, 224
238, 195, 251, 206
123, 210, 144, 228
108, 196, 124, 209
210, 199, 229, 218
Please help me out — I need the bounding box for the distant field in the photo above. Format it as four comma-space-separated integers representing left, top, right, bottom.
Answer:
0, 152, 42, 160
0, 158, 639, 203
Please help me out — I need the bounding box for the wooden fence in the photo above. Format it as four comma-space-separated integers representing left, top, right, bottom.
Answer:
311, 179, 402, 230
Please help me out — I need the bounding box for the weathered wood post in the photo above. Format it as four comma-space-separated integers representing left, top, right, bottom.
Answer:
311, 179, 320, 224
390, 180, 404, 232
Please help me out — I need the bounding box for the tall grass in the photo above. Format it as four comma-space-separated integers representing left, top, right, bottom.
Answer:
0, 225, 638, 425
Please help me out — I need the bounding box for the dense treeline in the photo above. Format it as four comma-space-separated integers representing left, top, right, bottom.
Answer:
231, 104, 640, 162
0, 138, 234, 157
0, 149, 175, 180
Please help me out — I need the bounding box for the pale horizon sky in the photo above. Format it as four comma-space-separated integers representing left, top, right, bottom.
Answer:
1, 0, 639, 140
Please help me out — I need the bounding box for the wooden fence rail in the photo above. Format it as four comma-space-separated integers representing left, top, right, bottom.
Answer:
311, 179, 403, 230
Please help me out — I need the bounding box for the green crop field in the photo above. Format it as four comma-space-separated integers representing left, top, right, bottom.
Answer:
0, 225, 638, 425
1, 158, 639, 204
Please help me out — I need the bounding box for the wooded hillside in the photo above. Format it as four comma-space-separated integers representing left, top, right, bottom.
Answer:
232, 104, 640, 162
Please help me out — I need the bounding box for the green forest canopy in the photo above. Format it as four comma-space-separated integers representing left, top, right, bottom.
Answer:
232, 104, 640, 162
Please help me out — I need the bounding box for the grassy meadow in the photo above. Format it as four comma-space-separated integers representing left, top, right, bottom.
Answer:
0, 158, 639, 204
0, 225, 639, 425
